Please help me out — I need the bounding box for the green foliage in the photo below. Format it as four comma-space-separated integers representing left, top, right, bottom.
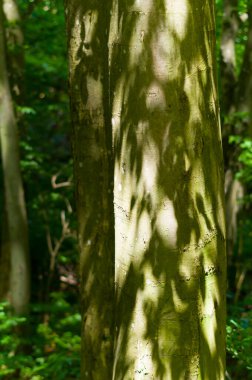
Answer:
0, 294, 81, 380
1, 5, 79, 377
227, 297, 252, 379
229, 132, 252, 186
15, 0, 77, 301
235, 1, 249, 73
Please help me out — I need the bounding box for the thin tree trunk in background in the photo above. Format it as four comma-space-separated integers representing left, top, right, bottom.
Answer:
220, 0, 239, 115
0, 207, 10, 300
111, 0, 226, 378
224, 170, 243, 260
228, 1, 252, 299
236, 2, 252, 129
0, 0, 25, 302
66, 1, 114, 378
0, 0, 30, 314
3, 0, 24, 100
221, 0, 252, 266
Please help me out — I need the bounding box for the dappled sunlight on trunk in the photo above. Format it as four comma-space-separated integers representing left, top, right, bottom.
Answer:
111, 0, 226, 378
67, 0, 226, 377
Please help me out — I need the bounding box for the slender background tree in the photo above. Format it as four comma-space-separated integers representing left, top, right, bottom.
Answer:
0, 0, 30, 315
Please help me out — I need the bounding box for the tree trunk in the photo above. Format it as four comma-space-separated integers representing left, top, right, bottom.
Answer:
224, 169, 243, 260
222, 0, 252, 270
3, 0, 24, 100
0, 0, 30, 314
111, 1, 226, 378
220, 0, 241, 265
220, 0, 239, 115
236, 2, 252, 129
0, 206, 10, 300
66, 1, 114, 379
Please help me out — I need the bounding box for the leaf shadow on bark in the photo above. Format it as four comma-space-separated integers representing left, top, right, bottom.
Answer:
110, 0, 226, 379
66, 0, 226, 378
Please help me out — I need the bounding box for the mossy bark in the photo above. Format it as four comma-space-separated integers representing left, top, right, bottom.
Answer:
67, 0, 226, 378
111, 1, 226, 378
66, 1, 114, 379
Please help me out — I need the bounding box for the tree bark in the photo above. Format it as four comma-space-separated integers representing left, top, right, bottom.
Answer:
111, 1, 226, 378
222, 0, 252, 267
3, 0, 24, 100
66, 1, 114, 379
67, 0, 227, 378
0, 0, 30, 314
0, 206, 10, 300
236, 2, 252, 128
220, 0, 239, 115
220, 0, 240, 219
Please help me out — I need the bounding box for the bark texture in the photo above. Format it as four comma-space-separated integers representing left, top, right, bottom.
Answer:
67, 0, 226, 378
111, 0, 226, 378
66, 1, 114, 379
0, 0, 30, 314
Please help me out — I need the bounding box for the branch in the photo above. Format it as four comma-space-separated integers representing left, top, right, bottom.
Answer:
51, 173, 73, 189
